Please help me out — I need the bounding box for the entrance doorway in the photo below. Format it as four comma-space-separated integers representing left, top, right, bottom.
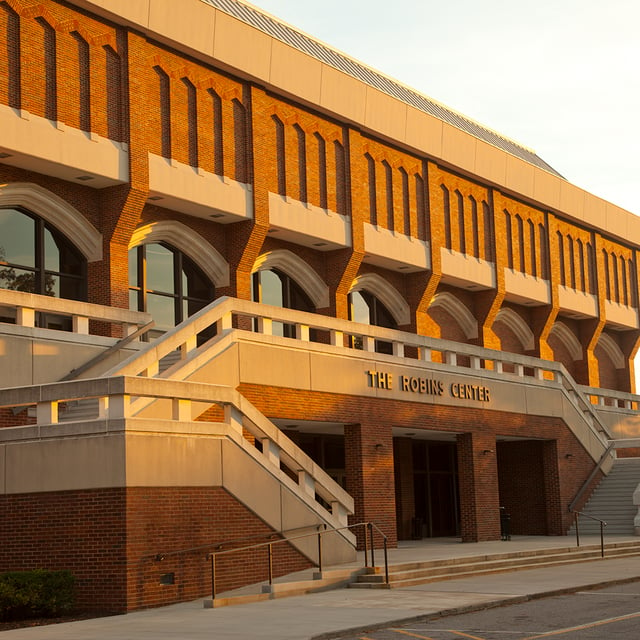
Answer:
396, 439, 460, 539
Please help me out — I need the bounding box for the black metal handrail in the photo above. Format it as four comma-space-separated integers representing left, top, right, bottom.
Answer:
568, 442, 615, 513
207, 521, 389, 601
153, 524, 323, 561
572, 510, 607, 557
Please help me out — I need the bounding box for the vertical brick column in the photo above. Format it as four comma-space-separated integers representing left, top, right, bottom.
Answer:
345, 423, 397, 548
542, 440, 563, 535
457, 432, 500, 542
393, 437, 414, 541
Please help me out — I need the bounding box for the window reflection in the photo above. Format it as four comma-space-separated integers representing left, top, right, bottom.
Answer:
0, 208, 86, 301
128, 242, 215, 339
252, 269, 315, 338
349, 290, 396, 354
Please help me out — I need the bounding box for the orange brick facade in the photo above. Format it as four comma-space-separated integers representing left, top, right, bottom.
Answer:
0, 0, 637, 615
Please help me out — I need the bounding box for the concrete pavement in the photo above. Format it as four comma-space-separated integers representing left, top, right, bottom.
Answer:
2, 536, 640, 640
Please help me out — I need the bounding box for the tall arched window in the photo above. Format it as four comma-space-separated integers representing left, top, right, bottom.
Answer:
251, 268, 314, 337
128, 242, 214, 335
0, 207, 86, 300
349, 290, 396, 354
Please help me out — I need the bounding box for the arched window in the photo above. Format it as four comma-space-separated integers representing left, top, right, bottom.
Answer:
349, 290, 396, 354
0, 207, 86, 300
128, 242, 214, 335
252, 268, 315, 338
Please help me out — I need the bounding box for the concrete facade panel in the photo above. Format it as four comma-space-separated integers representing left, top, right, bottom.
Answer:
5, 435, 126, 493
269, 40, 323, 105
125, 433, 223, 486
212, 11, 272, 82
148, 0, 216, 57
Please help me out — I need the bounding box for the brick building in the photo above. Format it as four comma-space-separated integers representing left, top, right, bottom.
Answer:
0, 0, 639, 613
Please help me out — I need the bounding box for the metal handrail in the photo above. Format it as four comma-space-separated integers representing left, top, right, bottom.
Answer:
572, 510, 607, 557
207, 521, 389, 601
153, 524, 324, 561
568, 442, 616, 513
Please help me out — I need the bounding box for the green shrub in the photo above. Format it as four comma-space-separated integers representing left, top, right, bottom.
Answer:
0, 570, 75, 621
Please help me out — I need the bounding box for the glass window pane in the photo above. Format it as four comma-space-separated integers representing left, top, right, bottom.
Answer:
145, 244, 175, 293
182, 259, 213, 300
128, 248, 139, 287
258, 270, 283, 307
0, 209, 35, 267
0, 266, 36, 293
57, 275, 84, 301
43, 227, 60, 272
146, 292, 176, 330
350, 291, 370, 324
52, 230, 84, 276
129, 289, 139, 312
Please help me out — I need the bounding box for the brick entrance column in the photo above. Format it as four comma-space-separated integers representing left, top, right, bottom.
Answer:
344, 423, 397, 548
457, 432, 500, 542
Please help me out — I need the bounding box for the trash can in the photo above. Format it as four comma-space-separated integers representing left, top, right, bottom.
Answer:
411, 517, 423, 540
500, 507, 511, 541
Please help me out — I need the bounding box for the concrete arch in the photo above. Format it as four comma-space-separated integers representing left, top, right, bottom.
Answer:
429, 292, 478, 339
549, 321, 583, 361
494, 307, 535, 351
252, 249, 329, 309
597, 333, 625, 369
350, 273, 410, 326
129, 220, 230, 287
0, 182, 102, 261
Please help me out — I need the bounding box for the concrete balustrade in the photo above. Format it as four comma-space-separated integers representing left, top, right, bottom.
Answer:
0, 375, 354, 528
1, 288, 151, 336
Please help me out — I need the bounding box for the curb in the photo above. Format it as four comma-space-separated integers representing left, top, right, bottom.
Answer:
309, 576, 640, 640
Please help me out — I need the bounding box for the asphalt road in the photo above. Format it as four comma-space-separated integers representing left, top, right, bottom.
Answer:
335, 580, 640, 640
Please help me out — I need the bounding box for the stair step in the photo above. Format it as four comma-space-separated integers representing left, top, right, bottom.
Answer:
351, 548, 640, 589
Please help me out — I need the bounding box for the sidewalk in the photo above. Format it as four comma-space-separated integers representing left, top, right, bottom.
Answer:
2, 536, 639, 640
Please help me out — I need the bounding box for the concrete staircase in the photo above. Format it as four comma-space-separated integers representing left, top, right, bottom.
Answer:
569, 458, 640, 535
351, 540, 640, 590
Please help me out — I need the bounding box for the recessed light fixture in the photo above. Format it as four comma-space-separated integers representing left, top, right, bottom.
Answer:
0, 152, 12, 158
75, 175, 94, 181
209, 213, 224, 219
398, 266, 409, 270
148, 195, 163, 201
267, 229, 278, 233
313, 242, 327, 247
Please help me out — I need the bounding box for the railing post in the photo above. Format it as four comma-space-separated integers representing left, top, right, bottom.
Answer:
317, 531, 323, 573
257, 317, 273, 335
574, 512, 580, 547
368, 522, 375, 568
363, 523, 370, 568
37, 400, 58, 425
268, 543, 273, 585
16, 307, 35, 327
362, 336, 374, 352
392, 342, 405, 358
216, 311, 233, 332
72, 315, 89, 334
383, 536, 389, 585
211, 554, 216, 601
330, 330, 343, 347
295, 324, 310, 341
600, 522, 605, 558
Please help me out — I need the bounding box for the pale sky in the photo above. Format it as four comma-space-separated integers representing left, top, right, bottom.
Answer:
247, 0, 640, 216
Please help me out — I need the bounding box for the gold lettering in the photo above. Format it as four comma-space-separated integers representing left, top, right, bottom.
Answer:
419, 377, 427, 393
401, 375, 410, 391
451, 383, 459, 398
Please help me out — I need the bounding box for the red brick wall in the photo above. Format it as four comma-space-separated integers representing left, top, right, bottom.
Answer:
240, 383, 597, 538
0, 487, 312, 613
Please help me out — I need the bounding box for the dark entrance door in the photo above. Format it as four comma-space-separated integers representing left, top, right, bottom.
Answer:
412, 441, 459, 538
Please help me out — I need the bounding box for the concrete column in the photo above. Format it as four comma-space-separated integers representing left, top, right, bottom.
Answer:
457, 432, 500, 542
344, 422, 397, 548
